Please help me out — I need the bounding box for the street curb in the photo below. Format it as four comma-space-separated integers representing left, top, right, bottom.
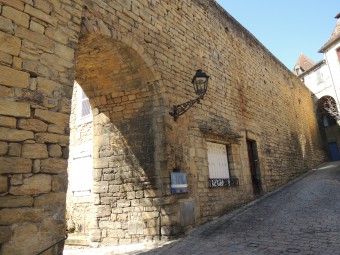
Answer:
190, 165, 326, 236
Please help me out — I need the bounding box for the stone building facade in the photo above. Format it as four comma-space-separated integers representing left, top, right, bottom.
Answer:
0, 0, 327, 254
66, 81, 93, 236
294, 13, 340, 160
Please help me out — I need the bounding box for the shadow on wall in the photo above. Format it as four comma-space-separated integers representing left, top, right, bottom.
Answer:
67, 32, 168, 244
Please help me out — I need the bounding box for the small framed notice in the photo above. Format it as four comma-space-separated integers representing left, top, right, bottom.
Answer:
171, 172, 188, 194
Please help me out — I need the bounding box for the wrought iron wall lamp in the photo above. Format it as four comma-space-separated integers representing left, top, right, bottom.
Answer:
170, 70, 209, 121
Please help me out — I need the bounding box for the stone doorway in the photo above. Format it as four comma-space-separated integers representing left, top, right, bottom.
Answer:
65, 24, 165, 245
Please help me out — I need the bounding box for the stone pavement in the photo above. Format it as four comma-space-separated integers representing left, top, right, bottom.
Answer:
64, 162, 340, 255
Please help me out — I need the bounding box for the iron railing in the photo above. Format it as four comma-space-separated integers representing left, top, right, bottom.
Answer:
36, 234, 68, 255
208, 177, 239, 188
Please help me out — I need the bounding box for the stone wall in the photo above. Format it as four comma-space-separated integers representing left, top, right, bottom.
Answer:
0, 0, 327, 253
0, 0, 82, 254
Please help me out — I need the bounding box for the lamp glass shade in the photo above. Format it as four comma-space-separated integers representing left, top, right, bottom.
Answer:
192, 70, 209, 98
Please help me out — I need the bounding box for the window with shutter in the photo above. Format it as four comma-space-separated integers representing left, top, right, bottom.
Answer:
74, 81, 93, 124
207, 142, 230, 179
207, 142, 239, 187
81, 90, 91, 118
70, 153, 92, 196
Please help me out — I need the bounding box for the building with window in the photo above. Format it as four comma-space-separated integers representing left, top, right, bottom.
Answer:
294, 13, 340, 161
66, 81, 94, 235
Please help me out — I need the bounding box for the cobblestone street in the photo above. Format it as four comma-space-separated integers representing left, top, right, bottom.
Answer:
141, 163, 340, 255
64, 162, 340, 255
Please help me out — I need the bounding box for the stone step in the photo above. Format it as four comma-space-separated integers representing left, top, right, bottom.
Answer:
65, 235, 89, 246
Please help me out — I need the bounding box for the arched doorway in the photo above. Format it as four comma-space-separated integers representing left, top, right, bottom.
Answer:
316, 96, 340, 161
66, 18, 166, 244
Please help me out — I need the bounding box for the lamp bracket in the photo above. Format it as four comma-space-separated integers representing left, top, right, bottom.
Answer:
169, 96, 202, 121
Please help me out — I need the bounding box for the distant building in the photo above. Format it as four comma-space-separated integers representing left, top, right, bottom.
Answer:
293, 54, 315, 76
294, 13, 340, 160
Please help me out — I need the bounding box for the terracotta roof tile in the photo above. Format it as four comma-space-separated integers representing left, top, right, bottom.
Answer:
319, 13, 340, 52
292, 54, 315, 75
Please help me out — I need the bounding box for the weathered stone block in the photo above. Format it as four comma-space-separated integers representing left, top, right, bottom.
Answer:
34, 192, 65, 206
43, 97, 58, 108
10, 174, 23, 185
0, 31, 21, 56
0, 65, 29, 88
93, 157, 109, 168
89, 229, 101, 242
8, 143, 22, 157
45, 27, 68, 44
0, 127, 34, 142
13, 57, 22, 70
0, 16, 14, 34
33, 159, 40, 173
0, 208, 47, 225
116, 200, 131, 208
1, 223, 40, 255
0, 142, 8, 155
0, 157, 32, 174
0, 51, 12, 65
15, 27, 54, 52
0, 175, 8, 193
128, 221, 145, 235
22, 143, 48, 159
0, 0, 25, 11
29, 20, 45, 34
0, 116, 16, 128
35, 109, 70, 126
22, 61, 50, 77
59, 97, 71, 114
41, 158, 67, 173
0, 226, 12, 243
0, 85, 14, 99
0, 195, 33, 207
0, 101, 31, 118
34, 0, 52, 14
52, 173, 67, 192
142, 211, 159, 220
35, 133, 69, 144
37, 77, 61, 96
24, 5, 57, 26
93, 181, 109, 193
10, 174, 51, 195
18, 119, 48, 132
48, 144, 62, 158
94, 205, 111, 217
41, 53, 73, 71
47, 124, 65, 134
3, 6, 30, 28
55, 43, 75, 61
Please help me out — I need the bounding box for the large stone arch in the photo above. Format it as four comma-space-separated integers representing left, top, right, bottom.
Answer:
0, 0, 169, 254
315, 96, 340, 161
66, 7, 168, 244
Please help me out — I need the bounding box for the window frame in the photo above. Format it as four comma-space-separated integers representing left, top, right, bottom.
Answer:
69, 149, 93, 197
206, 141, 238, 188
75, 82, 93, 125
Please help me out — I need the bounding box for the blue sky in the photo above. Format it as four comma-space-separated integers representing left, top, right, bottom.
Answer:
215, 0, 339, 69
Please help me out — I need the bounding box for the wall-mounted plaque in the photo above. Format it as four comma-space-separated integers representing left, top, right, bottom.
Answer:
171, 172, 188, 194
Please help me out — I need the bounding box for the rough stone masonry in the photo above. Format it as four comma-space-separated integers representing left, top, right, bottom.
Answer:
0, 0, 326, 254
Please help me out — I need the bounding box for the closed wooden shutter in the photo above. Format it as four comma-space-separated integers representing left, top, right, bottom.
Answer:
81, 90, 91, 118
207, 142, 230, 179
71, 153, 92, 196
